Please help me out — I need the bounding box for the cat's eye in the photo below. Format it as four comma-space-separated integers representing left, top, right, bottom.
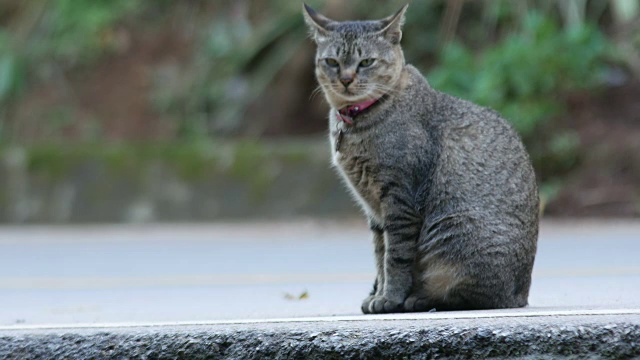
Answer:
359, 58, 375, 68
325, 58, 339, 67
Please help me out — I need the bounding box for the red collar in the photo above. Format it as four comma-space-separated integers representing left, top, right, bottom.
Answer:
336, 98, 380, 125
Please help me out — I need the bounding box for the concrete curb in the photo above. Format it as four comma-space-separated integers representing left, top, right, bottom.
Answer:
1, 313, 639, 359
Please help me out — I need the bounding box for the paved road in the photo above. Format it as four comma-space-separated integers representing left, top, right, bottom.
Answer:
0, 220, 639, 326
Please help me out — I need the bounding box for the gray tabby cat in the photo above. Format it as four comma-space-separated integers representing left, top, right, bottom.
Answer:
303, 4, 539, 314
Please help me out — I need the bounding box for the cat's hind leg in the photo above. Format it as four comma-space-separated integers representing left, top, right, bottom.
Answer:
402, 264, 463, 312
403, 295, 433, 312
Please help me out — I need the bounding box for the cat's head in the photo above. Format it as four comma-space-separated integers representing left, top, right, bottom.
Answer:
303, 4, 408, 109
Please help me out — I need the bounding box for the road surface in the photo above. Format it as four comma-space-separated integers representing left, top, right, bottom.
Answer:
0, 220, 639, 326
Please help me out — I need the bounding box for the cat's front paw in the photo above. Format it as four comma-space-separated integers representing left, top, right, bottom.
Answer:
361, 295, 376, 314
362, 295, 404, 314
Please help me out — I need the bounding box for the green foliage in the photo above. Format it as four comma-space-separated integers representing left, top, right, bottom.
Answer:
0, 0, 141, 143
428, 12, 611, 137
39, 0, 141, 65
152, 1, 306, 138
0, 31, 26, 103
0, 30, 27, 142
531, 130, 581, 177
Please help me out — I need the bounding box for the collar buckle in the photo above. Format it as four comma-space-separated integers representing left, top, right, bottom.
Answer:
337, 97, 379, 125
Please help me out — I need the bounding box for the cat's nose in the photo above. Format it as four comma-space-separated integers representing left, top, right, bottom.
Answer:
340, 75, 354, 87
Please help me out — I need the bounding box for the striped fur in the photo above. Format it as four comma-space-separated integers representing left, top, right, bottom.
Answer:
304, 4, 539, 314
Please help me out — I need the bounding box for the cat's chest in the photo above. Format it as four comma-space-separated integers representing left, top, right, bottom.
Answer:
330, 125, 385, 217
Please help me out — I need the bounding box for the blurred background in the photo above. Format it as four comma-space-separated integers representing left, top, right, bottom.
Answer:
0, 0, 639, 223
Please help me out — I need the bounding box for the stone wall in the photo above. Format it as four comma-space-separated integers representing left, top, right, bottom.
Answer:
0, 140, 358, 223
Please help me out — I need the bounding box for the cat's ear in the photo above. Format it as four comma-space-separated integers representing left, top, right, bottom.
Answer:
302, 3, 332, 42
378, 4, 408, 45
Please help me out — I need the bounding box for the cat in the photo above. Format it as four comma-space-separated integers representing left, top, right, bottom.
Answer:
303, 4, 539, 314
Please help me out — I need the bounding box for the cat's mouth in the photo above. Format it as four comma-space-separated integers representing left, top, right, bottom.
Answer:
331, 84, 366, 99
322, 83, 376, 107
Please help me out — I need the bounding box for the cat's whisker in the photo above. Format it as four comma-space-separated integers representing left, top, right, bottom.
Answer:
309, 85, 325, 101
369, 82, 402, 92
367, 84, 404, 98
325, 83, 404, 102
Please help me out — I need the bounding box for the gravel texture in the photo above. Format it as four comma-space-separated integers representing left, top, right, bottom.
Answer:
1, 314, 639, 359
